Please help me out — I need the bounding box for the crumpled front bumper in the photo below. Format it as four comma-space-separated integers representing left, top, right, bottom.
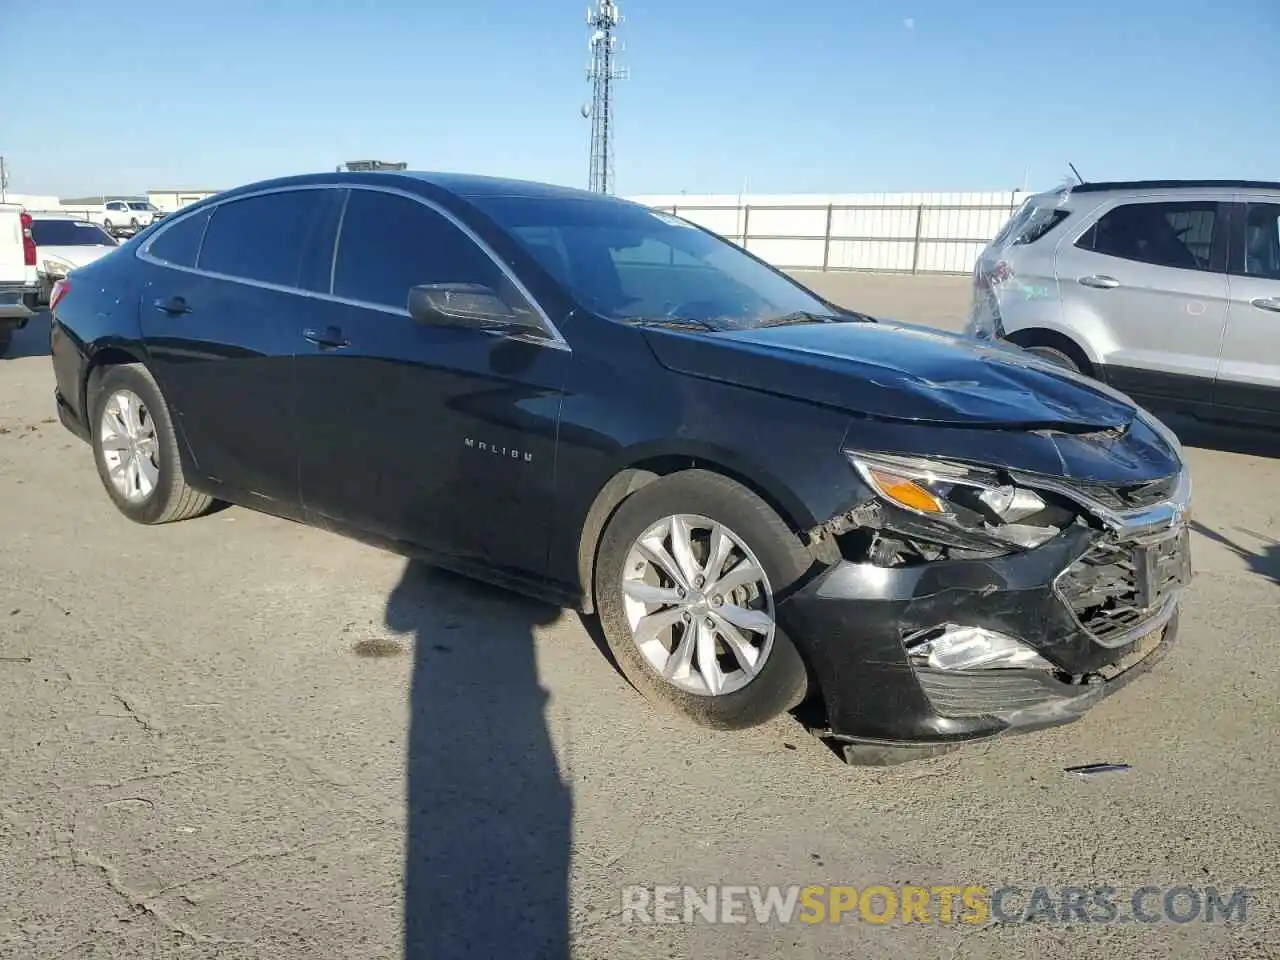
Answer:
779, 521, 1187, 763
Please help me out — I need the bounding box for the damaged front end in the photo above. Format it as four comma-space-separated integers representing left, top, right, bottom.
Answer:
786, 443, 1192, 765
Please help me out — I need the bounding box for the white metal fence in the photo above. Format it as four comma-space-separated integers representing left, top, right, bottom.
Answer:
29, 208, 97, 221
634, 191, 1029, 275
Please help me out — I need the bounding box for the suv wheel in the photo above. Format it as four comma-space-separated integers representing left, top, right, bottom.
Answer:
90, 364, 214, 524
0, 327, 11, 357
1024, 345, 1082, 373
593, 470, 815, 730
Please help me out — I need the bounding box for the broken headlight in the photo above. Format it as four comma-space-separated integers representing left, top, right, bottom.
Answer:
846, 451, 1072, 551
42, 257, 74, 279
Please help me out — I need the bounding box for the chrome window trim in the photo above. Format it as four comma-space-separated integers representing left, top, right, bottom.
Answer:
136, 181, 570, 351
328, 188, 350, 295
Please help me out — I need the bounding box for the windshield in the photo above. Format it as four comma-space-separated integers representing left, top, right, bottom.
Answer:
127, 202, 158, 211
31, 219, 118, 247
472, 196, 847, 331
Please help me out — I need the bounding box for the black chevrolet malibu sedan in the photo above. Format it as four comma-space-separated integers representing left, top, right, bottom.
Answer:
48, 172, 1192, 763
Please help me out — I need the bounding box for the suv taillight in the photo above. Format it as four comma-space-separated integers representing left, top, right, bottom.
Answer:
49, 278, 70, 312
975, 259, 1012, 289
19, 212, 36, 267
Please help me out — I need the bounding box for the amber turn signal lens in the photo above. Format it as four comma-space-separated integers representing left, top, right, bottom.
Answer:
867, 468, 945, 514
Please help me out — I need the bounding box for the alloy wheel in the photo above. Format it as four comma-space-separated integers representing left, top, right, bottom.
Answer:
99, 389, 160, 503
620, 514, 776, 697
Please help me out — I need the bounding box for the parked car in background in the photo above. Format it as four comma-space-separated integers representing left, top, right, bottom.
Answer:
967, 179, 1280, 428
99, 200, 164, 235
0, 204, 40, 356
49, 172, 1192, 763
29, 215, 118, 306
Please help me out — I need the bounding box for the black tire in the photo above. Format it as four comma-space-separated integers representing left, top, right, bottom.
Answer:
1024, 344, 1083, 374
594, 470, 818, 731
103, 218, 114, 231
89, 363, 214, 524
0, 327, 11, 357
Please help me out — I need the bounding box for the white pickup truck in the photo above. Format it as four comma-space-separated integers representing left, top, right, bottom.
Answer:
0, 204, 40, 357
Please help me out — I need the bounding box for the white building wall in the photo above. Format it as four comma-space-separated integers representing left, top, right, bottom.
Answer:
147, 190, 221, 212
628, 190, 1031, 275
1, 193, 65, 211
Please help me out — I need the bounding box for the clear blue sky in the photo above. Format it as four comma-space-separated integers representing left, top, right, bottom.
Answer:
2, 0, 1275, 198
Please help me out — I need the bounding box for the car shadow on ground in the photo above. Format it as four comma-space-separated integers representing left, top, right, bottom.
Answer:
384, 561, 571, 959
1190, 521, 1280, 587
2, 310, 50, 359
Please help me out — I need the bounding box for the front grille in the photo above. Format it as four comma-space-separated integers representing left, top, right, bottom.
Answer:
1071, 474, 1179, 512
1056, 531, 1188, 646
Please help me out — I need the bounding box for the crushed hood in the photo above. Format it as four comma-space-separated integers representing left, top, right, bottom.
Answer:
643, 319, 1137, 430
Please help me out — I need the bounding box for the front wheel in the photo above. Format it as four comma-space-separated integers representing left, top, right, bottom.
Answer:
103, 218, 114, 231
1024, 344, 1082, 373
0, 326, 12, 357
593, 470, 817, 730
89, 363, 214, 524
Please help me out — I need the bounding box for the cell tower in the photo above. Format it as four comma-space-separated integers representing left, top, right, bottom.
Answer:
584, 0, 627, 194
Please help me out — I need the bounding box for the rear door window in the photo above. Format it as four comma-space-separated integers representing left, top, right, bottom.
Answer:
147, 208, 212, 268
1239, 203, 1280, 281
197, 189, 338, 288
1076, 200, 1220, 272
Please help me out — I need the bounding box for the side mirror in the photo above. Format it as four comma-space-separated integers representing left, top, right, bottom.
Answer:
408, 282, 525, 332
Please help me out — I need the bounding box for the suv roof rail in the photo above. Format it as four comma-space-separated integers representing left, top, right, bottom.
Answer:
1071, 179, 1280, 193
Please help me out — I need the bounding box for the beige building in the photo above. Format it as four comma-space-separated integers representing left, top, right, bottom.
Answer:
146, 190, 222, 212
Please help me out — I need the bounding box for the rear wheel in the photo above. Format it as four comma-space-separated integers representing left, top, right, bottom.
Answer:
0, 327, 12, 357
593, 470, 817, 730
103, 218, 114, 232
89, 364, 214, 524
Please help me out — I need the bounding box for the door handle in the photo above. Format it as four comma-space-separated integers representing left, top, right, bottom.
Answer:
1251, 297, 1280, 313
152, 296, 192, 315
1079, 275, 1120, 289
303, 326, 349, 349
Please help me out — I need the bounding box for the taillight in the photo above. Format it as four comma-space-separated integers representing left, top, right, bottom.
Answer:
49, 278, 70, 312
975, 259, 1012, 289
19, 212, 36, 267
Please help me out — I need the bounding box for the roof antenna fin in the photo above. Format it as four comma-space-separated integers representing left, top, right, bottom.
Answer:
1068, 162, 1086, 185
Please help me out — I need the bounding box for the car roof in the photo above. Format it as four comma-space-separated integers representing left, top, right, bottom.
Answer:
211, 170, 624, 206
1071, 179, 1280, 194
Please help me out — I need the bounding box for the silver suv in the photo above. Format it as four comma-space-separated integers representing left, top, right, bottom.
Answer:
966, 179, 1280, 427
